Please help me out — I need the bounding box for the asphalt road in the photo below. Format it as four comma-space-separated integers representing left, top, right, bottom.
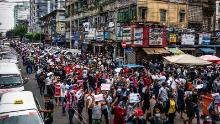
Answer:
16, 51, 201, 124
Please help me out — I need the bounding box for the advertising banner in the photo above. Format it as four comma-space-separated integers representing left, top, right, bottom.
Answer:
133, 27, 143, 45
122, 27, 132, 44
104, 32, 110, 40
181, 34, 195, 45
149, 28, 163, 45
199, 33, 211, 45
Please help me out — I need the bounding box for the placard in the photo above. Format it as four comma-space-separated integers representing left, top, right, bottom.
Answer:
149, 28, 163, 45
101, 83, 111, 90
54, 83, 61, 97
94, 94, 104, 102
181, 34, 195, 45
129, 93, 140, 103
133, 27, 143, 45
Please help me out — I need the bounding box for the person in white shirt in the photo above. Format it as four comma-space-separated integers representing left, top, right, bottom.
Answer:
158, 82, 169, 107
45, 72, 54, 98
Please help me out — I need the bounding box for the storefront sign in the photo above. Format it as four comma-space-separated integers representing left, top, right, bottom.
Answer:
117, 27, 122, 41
83, 22, 90, 32
87, 28, 96, 40
96, 31, 104, 41
104, 32, 110, 40
169, 34, 177, 43
149, 28, 163, 45
181, 34, 195, 45
199, 33, 211, 45
122, 27, 132, 44
133, 27, 143, 45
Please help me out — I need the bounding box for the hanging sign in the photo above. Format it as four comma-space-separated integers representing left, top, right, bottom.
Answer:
199, 33, 211, 45
149, 28, 163, 45
96, 31, 104, 41
181, 34, 195, 45
133, 27, 143, 45
122, 27, 132, 44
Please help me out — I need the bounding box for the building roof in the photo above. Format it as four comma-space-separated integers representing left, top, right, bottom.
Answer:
0, 63, 20, 75
0, 91, 37, 114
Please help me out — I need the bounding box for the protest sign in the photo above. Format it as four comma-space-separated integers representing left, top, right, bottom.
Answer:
129, 93, 140, 103
94, 94, 104, 102
101, 83, 111, 90
54, 83, 61, 97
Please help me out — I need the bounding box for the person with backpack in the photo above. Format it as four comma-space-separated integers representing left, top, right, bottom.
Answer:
165, 94, 177, 124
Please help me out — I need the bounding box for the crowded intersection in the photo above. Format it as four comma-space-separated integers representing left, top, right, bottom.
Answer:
0, 41, 219, 124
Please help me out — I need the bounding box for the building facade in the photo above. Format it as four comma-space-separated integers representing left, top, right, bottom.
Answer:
216, 0, 220, 31
14, 1, 29, 26
39, 0, 66, 44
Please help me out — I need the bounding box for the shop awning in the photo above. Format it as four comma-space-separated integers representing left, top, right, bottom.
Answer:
167, 48, 185, 55
143, 48, 169, 55
199, 48, 215, 54
179, 48, 196, 51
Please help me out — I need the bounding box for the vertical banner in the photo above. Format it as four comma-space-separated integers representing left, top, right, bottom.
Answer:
122, 26, 132, 44
149, 28, 163, 46
117, 27, 122, 41
54, 83, 61, 97
143, 26, 149, 47
133, 27, 143, 46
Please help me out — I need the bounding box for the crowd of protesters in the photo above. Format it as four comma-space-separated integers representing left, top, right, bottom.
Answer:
11, 41, 220, 124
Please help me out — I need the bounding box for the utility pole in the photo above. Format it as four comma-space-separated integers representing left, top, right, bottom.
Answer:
69, 0, 72, 49
113, 0, 118, 60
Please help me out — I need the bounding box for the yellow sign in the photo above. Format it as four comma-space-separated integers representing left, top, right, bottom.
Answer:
170, 34, 176, 43
14, 100, 23, 104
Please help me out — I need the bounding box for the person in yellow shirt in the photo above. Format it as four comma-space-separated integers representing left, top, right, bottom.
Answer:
165, 94, 177, 124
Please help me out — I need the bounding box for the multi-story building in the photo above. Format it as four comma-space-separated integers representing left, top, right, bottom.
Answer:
188, 0, 215, 32
216, 0, 220, 31
29, 0, 49, 33
39, 0, 65, 43
14, 1, 29, 26
65, 0, 188, 63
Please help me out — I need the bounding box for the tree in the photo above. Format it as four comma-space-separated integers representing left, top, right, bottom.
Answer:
6, 29, 15, 39
14, 25, 27, 41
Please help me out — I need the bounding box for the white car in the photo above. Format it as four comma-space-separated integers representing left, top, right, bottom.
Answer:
0, 91, 44, 124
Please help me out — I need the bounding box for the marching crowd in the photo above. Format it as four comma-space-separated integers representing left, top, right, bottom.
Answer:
11, 42, 220, 124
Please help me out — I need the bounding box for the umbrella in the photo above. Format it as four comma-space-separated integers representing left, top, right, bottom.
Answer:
200, 55, 220, 62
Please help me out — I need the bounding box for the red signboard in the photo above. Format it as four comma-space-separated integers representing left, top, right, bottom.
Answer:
54, 83, 61, 97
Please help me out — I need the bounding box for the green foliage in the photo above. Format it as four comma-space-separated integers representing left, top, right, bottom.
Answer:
25, 32, 45, 42
6, 29, 15, 39
14, 25, 28, 39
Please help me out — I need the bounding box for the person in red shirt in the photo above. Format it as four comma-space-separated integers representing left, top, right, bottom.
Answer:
64, 64, 72, 75
112, 101, 126, 124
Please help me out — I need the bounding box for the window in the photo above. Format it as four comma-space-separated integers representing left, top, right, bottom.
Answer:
179, 10, 185, 22
218, 3, 220, 13
160, 9, 166, 22
139, 7, 147, 20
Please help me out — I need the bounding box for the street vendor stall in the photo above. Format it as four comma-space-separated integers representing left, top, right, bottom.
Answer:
164, 54, 212, 65
200, 55, 220, 63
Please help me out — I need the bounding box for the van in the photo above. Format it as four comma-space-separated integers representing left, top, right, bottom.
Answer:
0, 63, 24, 95
0, 91, 44, 124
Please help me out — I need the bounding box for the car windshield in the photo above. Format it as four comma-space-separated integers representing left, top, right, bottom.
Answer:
0, 75, 22, 86
0, 110, 44, 124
